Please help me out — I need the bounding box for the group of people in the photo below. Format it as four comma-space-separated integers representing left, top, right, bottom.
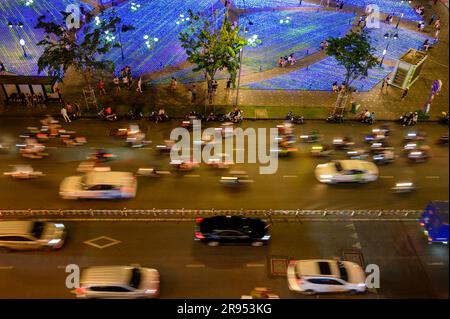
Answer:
9, 92, 46, 108
384, 14, 394, 25
112, 65, 134, 92
335, 1, 344, 11
60, 101, 81, 123
278, 54, 296, 68
319, 40, 329, 51
400, 111, 419, 126
332, 81, 347, 93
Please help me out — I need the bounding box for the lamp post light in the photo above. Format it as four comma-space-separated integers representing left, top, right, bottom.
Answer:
19, 38, 27, 57
379, 31, 398, 66
395, 0, 412, 29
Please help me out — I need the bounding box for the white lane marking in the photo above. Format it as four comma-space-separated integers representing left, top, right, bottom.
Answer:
425, 176, 440, 179
283, 175, 298, 178
57, 265, 67, 269
184, 174, 200, 178
233, 148, 245, 151
246, 263, 265, 268
186, 264, 205, 268
427, 262, 445, 266
379, 176, 394, 179
138, 147, 152, 150
0, 266, 14, 270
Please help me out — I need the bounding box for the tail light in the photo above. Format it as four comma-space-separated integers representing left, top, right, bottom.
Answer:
195, 232, 205, 239
419, 222, 425, 227
74, 287, 86, 295
195, 218, 204, 224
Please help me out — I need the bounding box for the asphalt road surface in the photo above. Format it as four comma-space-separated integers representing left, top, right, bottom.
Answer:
0, 118, 447, 210
0, 220, 447, 299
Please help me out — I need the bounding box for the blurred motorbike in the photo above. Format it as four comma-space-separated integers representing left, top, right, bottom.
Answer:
4, 165, 44, 179
170, 159, 199, 171
299, 131, 320, 143
88, 149, 116, 162
285, 111, 304, 124
220, 171, 253, 185
372, 147, 396, 165
404, 131, 426, 142
332, 137, 355, 150
136, 167, 171, 177
392, 181, 415, 193
437, 133, 448, 145
310, 144, 334, 157
346, 148, 369, 160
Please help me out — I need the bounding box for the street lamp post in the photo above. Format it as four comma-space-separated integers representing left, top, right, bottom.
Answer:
395, 0, 411, 29
379, 31, 398, 66
19, 39, 27, 58
234, 18, 252, 108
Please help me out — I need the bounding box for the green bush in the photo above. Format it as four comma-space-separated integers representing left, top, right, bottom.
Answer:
416, 109, 430, 120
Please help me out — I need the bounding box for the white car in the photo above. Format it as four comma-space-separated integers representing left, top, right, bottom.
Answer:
315, 160, 378, 184
59, 171, 137, 199
74, 266, 159, 299
287, 259, 367, 295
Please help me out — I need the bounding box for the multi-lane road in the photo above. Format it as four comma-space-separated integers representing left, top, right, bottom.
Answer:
0, 220, 447, 299
0, 117, 448, 299
0, 118, 448, 210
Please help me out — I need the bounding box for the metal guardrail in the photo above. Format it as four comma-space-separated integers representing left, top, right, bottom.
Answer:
0, 209, 422, 220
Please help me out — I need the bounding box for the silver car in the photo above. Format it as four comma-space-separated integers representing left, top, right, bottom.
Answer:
74, 266, 160, 299
0, 221, 66, 251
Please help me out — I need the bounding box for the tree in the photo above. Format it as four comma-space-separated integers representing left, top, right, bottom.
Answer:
325, 31, 379, 105
179, 9, 246, 88
35, 10, 133, 87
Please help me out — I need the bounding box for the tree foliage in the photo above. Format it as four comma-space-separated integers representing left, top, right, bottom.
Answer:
325, 31, 379, 90
179, 9, 246, 87
35, 10, 134, 84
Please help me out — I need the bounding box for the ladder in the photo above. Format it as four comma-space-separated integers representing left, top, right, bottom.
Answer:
82, 86, 97, 111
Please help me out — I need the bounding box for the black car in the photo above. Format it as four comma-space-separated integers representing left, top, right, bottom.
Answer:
194, 216, 270, 246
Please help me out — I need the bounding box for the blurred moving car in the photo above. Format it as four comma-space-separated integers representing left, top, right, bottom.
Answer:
194, 216, 270, 247
420, 201, 449, 244
0, 221, 65, 251
74, 266, 160, 299
287, 259, 366, 295
59, 171, 137, 200
315, 160, 378, 184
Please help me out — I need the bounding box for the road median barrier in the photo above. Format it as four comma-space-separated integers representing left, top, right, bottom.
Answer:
0, 209, 422, 221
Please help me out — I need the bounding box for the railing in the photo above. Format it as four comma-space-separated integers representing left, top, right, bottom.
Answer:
0, 209, 422, 220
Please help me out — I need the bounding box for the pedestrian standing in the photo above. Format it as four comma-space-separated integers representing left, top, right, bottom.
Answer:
381, 76, 390, 92
339, 1, 344, 10
113, 76, 121, 92
74, 101, 81, 116
434, 27, 440, 42
0, 60, 5, 74
122, 76, 129, 89
61, 106, 71, 123
98, 79, 106, 96
136, 77, 143, 93
187, 89, 193, 104
429, 13, 436, 25
401, 87, 409, 100
226, 78, 232, 90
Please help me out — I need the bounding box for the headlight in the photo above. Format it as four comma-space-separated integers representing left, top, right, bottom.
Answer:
320, 174, 333, 179
54, 223, 65, 229
357, 283, 366, 287
261, 235, 271, 240
48, 239, 61, 245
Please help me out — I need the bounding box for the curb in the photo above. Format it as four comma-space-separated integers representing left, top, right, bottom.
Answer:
0, 113, 441, 122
